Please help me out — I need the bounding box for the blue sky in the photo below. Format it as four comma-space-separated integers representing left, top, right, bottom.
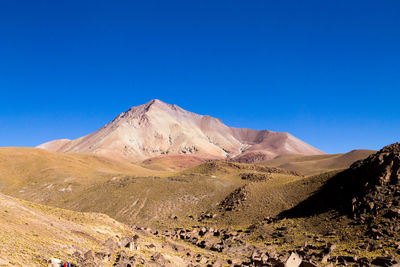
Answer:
0, 0, 399, 153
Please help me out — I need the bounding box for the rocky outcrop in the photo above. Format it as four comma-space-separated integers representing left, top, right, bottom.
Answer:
231, 151, 272, 163
219, 185, 248, 211
241, 172, 272, 182
348, 143, 400, 218
280, 143, 400, 219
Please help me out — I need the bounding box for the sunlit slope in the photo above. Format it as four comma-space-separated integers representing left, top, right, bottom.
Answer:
0, 149, 315, 229
0, 147, 164, 199
0, 192, 206, 266
0, 148, 358, 231
0, 192, 131, 265
60, 161, 312, 228
259, 149, 375, 175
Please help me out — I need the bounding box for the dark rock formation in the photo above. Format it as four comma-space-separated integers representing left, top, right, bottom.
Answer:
280, 143, 400, 219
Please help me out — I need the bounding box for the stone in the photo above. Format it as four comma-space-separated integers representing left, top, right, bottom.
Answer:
210, 243, 224, 252
337, 255, 356, 264
152, 252, 166, 266
321, 254, 330, 263
371, 256, 396, 266
48, 258, 62, 267
251, 250, 268, 265
299, 261, 317, 267
84, 250, 95, 261
104, 237, 118, 250
199, 227, 208, 236
285, 253, 302, 267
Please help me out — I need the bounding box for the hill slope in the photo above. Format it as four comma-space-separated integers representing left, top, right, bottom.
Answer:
1, 146, 399, 266
0, 192, 234, 266
38, 99, 324, 161
0, 148, 312, 228
0, 192, 123, 265
0, 147, 164, 203
259, 149, 376, 175
0, 192, 161, 266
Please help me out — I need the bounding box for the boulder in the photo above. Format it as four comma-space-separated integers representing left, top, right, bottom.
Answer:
48, 258, 62, 267
120, 235, 140, 251
251, 250, 268, 265
84, 250, 95, 261
152, 252, 166, 266
299, 261, 317, 267
104, 237, 118, 250
371, 256, 397, 266
285, 253, 302, 267
199, 227, 208, 236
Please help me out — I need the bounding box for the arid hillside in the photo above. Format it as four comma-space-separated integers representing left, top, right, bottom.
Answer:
259, 149, 376, 175
0, 147, 375, 229
0, 192, 200, 266
0, 148, 309, 228
0, 145, 399, 266
0, 147, 164, 194
0, 192, 246, 266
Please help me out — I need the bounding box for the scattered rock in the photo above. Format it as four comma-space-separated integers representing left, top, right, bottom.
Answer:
240, 172, 271, 182
219, 185, 248, 211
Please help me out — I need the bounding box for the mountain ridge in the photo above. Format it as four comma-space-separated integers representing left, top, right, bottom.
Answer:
38, 99, 324, 161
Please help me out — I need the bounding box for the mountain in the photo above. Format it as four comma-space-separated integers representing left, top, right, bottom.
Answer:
38, 99, 324, 161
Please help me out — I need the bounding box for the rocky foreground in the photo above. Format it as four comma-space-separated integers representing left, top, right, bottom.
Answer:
57, 220, 399, 266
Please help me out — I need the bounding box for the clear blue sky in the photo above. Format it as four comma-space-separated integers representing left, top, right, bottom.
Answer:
0, 0, 399, 153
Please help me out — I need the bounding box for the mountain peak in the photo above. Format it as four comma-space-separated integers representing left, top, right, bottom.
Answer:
122, 99, 178, 117
38, 100, 324, 161
145, 99, 166, 107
